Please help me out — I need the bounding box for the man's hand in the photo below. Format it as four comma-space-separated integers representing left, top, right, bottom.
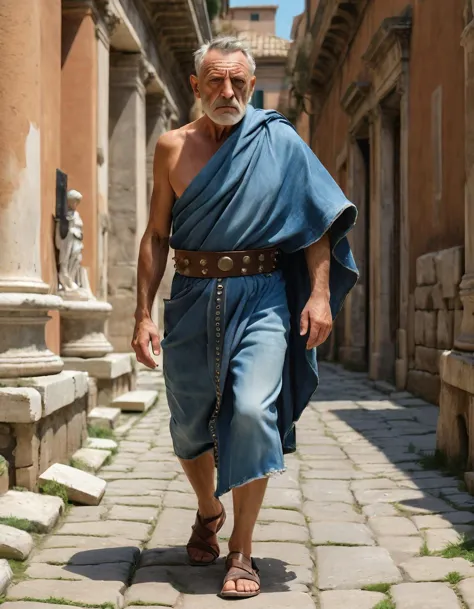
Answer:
132, 317, 161, 369
300, 293, 332, 349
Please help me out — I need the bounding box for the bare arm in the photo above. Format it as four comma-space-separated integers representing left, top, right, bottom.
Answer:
300, 234, 332, 349
132, 136, 175, 368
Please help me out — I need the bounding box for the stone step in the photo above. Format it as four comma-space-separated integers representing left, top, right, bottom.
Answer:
112, 390, 158, 412
0, 490, 63, 533
86, 437, 118, 451
72, 448, 111, 472
0, 559, 11, 594
88, 406, 121, 429
0, 524, 33, 560
39, 463, 106, 507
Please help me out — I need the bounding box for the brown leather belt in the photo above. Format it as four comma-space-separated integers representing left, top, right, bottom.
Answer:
173, 247, 279, 278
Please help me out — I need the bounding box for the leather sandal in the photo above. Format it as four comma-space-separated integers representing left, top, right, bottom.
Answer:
220, 551, 261, 599
186, 501, 226, 566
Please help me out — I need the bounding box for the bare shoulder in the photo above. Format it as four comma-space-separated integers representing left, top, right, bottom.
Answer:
155, 122, 198, 156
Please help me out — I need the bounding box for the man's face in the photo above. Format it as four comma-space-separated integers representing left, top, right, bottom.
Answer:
191, 50, 256, 126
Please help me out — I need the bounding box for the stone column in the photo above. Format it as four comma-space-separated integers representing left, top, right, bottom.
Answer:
0, 0, 63, 377
456, 14, 474, 352
437, 7, 474, 474
108, 53, 147, 352
145, 94, 174, 332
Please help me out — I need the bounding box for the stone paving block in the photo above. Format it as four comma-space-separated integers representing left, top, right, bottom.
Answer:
108, 505, 158, 523
425, 527, 467, 552
258, 508, 306, 526
31, 541, 140, 565
64, 506, 108, 522
139, 547, 189, 568
25, 562, 131, 583
106, 479, 168, 495
301, 481, 353, 504
316, 546, 402, 589
125, 582, 181, 607
458, 578, 474, 608
57, 520, 150, 542
413, 513, 474, 529
0, 491, 63, 533
1, 604, 83, 609
362, 503, 400, 518
0, 524, 33, 560
39, 463, 106, 506
262, 488, 302, 510
252, 542, 313, 568
72, 447, 111, 471
147, 508, 196, 547
178, 591, 316, 608
253, 522, 308, 543
162, 491, 197, 510
7, 580, 125, 607
102, 495, 164, 507
86, 437, 118, 451
310, 522, 374, 546
0, 559, 11, 594
391, 582, 461, 609
377, 535, 423, 565
400, 556, 474, 581
351, 478, 399, 491
320, 590, 386, 609
297, 445, 347, 459
368, 516, 419, 537
303, 501, 364, 523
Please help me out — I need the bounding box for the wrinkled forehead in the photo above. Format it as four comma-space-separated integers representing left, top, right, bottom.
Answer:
200, 50, 251, 78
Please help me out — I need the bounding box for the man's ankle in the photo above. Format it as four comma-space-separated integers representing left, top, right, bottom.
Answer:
198, 496, 221, 519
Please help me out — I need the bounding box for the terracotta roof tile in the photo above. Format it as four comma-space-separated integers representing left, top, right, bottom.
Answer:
236, 30, 290, 58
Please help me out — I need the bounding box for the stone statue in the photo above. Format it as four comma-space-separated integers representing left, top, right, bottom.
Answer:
55, 189, 94, 300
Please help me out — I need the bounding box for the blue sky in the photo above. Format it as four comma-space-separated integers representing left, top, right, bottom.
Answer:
229, 0, 305, 40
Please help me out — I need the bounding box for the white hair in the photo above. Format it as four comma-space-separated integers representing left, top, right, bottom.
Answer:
194, 36, 256, 76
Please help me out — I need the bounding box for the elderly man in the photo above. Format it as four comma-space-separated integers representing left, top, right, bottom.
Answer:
132, 36, 358, 599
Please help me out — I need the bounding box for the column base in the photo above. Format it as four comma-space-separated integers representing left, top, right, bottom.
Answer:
60, 300, 114, 359
437, 350, 474, 478
62, 352, 134, 406
454, 274, 474, 351
0, 371, 89, 490
0, 293, 64, 378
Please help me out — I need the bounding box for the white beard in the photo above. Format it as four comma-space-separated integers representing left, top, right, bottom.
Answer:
201, 99, 246, 126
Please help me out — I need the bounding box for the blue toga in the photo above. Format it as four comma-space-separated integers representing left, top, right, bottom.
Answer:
161, 106, 358, 496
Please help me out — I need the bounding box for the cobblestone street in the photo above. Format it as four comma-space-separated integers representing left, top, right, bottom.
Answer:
4, 363, 474, 608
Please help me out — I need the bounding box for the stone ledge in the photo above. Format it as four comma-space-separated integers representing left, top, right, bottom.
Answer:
0, 388, 42, 423
440, 350, 474, 395
0, 370, 88, 423
0, 372, 88, 421
62, 353, 132, 380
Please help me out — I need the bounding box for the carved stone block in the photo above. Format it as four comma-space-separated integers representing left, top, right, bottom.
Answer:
416, 252, 437, 286
414, 286, 433, 310
423, 311, 437, 348
415, 346, 442, 375
435, 246, 464, 299
437, 310, 454, 349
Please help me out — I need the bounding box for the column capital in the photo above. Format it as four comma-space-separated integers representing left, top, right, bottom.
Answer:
110, 53, 146, 97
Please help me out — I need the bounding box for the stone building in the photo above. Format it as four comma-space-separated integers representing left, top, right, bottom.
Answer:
0, 0, 210, 488
223, 4, 290, 110
286, 0, 473, 413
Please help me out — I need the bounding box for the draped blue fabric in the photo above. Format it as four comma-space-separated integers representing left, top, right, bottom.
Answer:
163, 106, 359, 495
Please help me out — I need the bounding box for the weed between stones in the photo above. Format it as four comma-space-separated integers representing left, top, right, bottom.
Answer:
363, 583, 391, 593
373, 600, 395, 609
87, 426, 115, 440
39, 480, 69, 505
445, 571, 464, 584
0, 517, 41, 534
440, 538, 474, 562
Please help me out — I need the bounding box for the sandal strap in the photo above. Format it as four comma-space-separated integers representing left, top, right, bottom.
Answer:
186, 502, 226, 560
224, 552, 260, 587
